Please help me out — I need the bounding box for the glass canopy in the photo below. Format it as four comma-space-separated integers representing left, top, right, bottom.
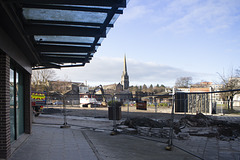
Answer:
6, 0, 127, 69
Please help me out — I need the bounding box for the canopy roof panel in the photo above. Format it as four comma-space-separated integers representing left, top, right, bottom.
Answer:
23, 9, 108, 23
0, 0, 127, 69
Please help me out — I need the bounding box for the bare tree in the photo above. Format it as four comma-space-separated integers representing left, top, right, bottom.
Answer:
31, 69, 57, 92
175, 77, 192, 88
218, 69, 240, 110
52, 81, 72, 94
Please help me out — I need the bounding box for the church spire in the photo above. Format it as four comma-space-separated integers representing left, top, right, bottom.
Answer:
121, 54, 129, 90
123, 54, 127, 74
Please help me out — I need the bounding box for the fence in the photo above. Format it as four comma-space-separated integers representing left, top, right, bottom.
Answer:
44, 93, 174, 119
175, 89, 240, 115
37, 90, 240, 159
44, 90, 240, 117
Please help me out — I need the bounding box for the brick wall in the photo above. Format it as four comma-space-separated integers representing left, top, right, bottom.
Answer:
0, 51, 11, 159
190, 88, 210, 92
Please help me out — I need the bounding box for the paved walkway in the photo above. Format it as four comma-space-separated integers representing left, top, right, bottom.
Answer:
10, 126, 197, 160
173, 114, 240, 160
10, 114, 240, 160
10, 125, 98, 160
174, 135, 240, 160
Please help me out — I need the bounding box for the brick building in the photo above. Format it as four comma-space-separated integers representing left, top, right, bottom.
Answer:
0, 1, 126, 159
0, 20, 32, 160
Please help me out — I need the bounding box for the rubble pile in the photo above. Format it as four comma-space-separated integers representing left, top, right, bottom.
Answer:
217, 122, 240, 140
137, 127, 170, 138
179, 113, 212, 127
43, 108, 62, 114
121, 117, 171, 138
178, 113, 240, 140
121, 114, 240, 141
123, 117, 168, 128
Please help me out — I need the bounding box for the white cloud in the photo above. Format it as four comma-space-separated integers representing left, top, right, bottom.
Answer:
118, 0, 153, 23
153, 0, 240, 33
117, 0, 240, 34
53, 57, 210, 87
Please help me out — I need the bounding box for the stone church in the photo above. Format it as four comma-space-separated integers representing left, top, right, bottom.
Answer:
101, 55, 131, 102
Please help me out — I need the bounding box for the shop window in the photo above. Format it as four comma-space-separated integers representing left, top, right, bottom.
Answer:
10, 66, 24, 142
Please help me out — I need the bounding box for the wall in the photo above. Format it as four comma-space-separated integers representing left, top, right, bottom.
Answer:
0, 52, 11, 159
0, 27, 32, 74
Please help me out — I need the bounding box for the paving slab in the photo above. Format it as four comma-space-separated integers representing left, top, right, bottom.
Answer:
10, 124, 197, 160
10, 114, 240, 160
10, 125, 98, 160
83, 130, 198, 160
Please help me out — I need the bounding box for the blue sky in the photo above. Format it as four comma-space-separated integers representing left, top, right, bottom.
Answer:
55, 0, 240, 87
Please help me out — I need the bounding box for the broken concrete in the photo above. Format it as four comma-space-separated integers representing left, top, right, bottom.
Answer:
178, 113, 240, 140
177, 133, 190, 140
121, 113, 240, 141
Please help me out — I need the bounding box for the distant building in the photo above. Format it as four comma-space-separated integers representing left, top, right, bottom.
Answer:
87, 55, 132, 102
116, 83, 123, 93
176, 88, 190, 93
228, 77, 240, 107
210, 84, 223, 101
47, 81, 89, 105
79, 83, 89, 94
175, 82, 217, 113
121, 55, 129, 90
191, 81, 212, 88
99, 55, 132, 102
190, 88, 210, 92
103, 84, 117, 90
49, 81, 72, 93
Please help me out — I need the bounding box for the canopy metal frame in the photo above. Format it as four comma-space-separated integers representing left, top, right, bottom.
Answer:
0, 0, 126, 69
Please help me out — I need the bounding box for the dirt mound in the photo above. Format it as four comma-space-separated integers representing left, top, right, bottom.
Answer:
179, 113, 212, 127
43, 108, 62, 114
123, 117, 169, 128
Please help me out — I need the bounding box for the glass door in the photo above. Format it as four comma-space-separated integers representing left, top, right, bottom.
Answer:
10, 67, 25, 142
10, 68, 15, 142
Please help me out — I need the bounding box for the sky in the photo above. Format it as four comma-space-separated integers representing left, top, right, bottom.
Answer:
54, 0, 240, 87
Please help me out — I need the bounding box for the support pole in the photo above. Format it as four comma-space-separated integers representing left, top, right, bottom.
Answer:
61, 95, 70, 128
184, 98, 187, 116
111, 94, 117, 135
166, 89, 175, 150
127, 99, 129, 120
154, 97, 157, 113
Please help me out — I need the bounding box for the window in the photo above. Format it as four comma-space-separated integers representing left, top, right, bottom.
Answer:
10, 66, 24, 142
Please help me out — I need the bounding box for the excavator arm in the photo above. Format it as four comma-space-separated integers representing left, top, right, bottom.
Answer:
93, 85, 107, 107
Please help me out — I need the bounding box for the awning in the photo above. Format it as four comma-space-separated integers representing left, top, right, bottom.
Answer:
0, 0, 127, 69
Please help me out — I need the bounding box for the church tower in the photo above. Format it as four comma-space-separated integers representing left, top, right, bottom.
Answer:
121, 55, 129, 90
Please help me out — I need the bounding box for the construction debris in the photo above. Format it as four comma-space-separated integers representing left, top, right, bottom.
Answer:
122, 117, 168, 128
179, 113, 212, 127
178, 113, 240, 140
43, 108, 62, 114
121, 114, 240, 141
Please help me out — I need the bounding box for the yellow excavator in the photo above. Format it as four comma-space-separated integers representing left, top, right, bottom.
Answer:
93, 85, 107, 107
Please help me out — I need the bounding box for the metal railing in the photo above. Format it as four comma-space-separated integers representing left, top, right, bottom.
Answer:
36, 90, 240, 159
